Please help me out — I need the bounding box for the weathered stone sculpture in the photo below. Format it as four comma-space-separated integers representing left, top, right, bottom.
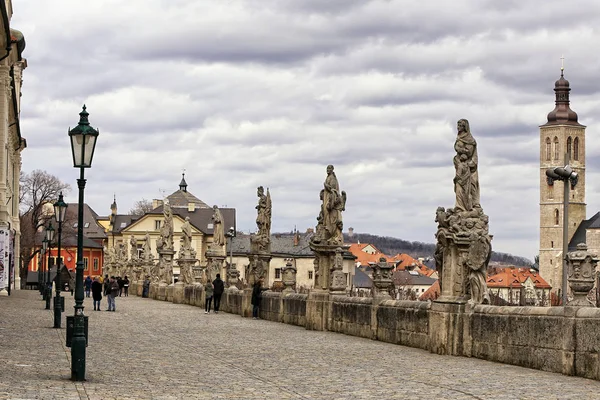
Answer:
156, 200, 174, 252
435, 119, 491, 305
143, 231, 153, 263
566, 243, 599, 307
313, 165, 346, 246
282, 258, 297, 293
372, 257, 394, 300
247, 186, 273, 287
212, 205, 225, 247
309, 165, 350, 294
129, 235, 138, 261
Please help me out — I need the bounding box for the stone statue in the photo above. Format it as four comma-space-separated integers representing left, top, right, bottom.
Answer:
181, 216, 193, 251
143, 231, 152, 262
454, 119, 480, 211
434, 207, 449, 290
313, 258, 320, 289
255, 186, 272, 238
212, 205, 225, 247
313, 165, 347, 246
157, 200, 174, 251
129, 235, 138, 261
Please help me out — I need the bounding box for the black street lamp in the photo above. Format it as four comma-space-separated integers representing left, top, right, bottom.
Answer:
69, 105, 99, 381
546, 159, 579, 306
40, 233, 48, 300
53, 193, 68, 329
45, 224, 55, 310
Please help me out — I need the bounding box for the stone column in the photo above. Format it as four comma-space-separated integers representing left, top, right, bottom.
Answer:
372, 257, 394, 301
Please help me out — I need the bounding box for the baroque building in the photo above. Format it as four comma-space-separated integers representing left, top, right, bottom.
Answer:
0, 0, 26, 295
539, 68, 586, 298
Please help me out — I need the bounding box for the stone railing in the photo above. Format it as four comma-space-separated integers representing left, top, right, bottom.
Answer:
131, 283, 600, 381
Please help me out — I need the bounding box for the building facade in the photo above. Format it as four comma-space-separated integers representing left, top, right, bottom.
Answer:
0, 0, 26, 295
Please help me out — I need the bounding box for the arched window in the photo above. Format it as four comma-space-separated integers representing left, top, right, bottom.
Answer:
554, 209, 559, 225
574, 137, 579, 161
553, 137, 559, 160
545, 137, 551, 161
567, 137, 572, 160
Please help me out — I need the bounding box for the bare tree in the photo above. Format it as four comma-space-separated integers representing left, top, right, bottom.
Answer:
19, 170, 71, 287
129, 198, 153, 215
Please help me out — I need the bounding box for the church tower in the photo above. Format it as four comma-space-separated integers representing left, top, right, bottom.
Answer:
109, 194, 117, 230
539, 67, 586, 297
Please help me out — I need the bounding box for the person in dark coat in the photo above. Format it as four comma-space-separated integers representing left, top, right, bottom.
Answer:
123, 276, 130, 297
91, 276, 103, 311
212, 274, 224, 314
117, 276, 125, 297
142, 277, 150, 298
251, 278, 267, 320
84, 276, 92, 298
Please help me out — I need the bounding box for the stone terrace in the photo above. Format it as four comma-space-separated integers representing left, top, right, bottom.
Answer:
1, 291, 599, 400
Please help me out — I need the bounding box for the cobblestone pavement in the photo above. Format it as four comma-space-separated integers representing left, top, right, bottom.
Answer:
2, 290, 600, 399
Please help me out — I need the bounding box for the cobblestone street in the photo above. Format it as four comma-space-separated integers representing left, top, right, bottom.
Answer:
1, 290, 600, 399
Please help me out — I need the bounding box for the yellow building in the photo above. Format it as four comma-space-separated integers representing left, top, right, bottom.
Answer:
104, 176, 235, 271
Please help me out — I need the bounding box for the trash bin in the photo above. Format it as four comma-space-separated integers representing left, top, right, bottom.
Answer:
66, 316, 88, 348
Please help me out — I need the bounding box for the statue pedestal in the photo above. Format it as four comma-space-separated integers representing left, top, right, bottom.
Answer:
172, 282, 185, 304
309, 242, 349, 293
242, 287, 253, 318
206, 247, 226, 283
306, 289, 330, 331
157, 282, 168, 301
158, 249, 175, 285
177, 258, 197, 286
436, 235, 471, 304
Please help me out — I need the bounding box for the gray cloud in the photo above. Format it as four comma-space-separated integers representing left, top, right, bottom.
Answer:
13, 0, 600, 260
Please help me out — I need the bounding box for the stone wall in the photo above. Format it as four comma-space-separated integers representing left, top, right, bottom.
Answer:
133, 285, 600, 381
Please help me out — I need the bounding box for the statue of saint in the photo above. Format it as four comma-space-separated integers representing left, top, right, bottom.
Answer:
321, 165, 346, 245
255, 186, 272, 237
454, 119, 480, 211
181, 216, 193, 251
143, 230, 152, 262
129, 235, 138, 260
158, 200, 174, 251
212, 205, 225, 246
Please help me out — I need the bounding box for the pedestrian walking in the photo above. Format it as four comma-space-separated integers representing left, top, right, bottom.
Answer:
204, 280, 214, 314
118, 276, 125, 296
91, 276, 102, 311
252, 277, 268, 320
142, 277, 150, 298
123, 275, 130, 297
84, 275, 92, 298
103, 274, 110, 297
107, 276, 119, 311
212, 274, 224, 314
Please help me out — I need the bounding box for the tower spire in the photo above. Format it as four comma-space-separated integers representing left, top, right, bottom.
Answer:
542, 62, 581, 127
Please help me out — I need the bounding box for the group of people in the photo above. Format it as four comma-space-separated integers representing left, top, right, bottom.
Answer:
82, 275, 129, 312
204, 274, 224, 313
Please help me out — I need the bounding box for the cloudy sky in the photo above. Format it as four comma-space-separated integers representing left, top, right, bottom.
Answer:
12, 1, 600, 260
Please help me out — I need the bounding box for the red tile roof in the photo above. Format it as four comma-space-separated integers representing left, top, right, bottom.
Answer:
420, 280, 440, 301
487, 267, 551, 289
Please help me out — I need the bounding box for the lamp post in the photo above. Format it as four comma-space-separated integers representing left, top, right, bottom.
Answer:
546, 155, 578, 306
38, 245, 43, 296
45, 224, 55, 310
41, 238, 47, 298
53, 193, 68, 329
69, 105, 99, 381
226, 227, 235, 268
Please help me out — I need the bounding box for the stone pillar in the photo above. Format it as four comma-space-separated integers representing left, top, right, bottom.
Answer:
281, 258, 297, 293
566, 243, 599, 307
226, 261, 240, 291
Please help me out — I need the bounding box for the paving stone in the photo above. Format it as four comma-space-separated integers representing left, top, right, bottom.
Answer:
2, 291, 600, 399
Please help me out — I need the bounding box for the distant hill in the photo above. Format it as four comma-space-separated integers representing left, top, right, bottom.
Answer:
343, 233, 532, 267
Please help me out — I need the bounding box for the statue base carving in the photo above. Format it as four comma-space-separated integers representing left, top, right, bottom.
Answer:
245, 253, 271, 288
177, 258, 197, 285
434, 207, 492, 305
205, 251, 225, 283
309, 242, 349, 294
158, 249, 175, 285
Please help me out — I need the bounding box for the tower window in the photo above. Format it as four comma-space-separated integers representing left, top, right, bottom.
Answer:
545, 137, 551, 161
574, 137, 579, 161
567, 137, 572, 160
554, 209, 559, 225
551, 241, 554, 248
553, 137, 559, 160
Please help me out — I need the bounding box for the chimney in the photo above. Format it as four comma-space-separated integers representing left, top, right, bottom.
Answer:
188, 202, 195, 212
152, 199, 163, 209
306, 228, 314, 234
293, 231, 299, 246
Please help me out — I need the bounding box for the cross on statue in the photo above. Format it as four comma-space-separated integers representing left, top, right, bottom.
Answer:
561, 55, 565, 72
